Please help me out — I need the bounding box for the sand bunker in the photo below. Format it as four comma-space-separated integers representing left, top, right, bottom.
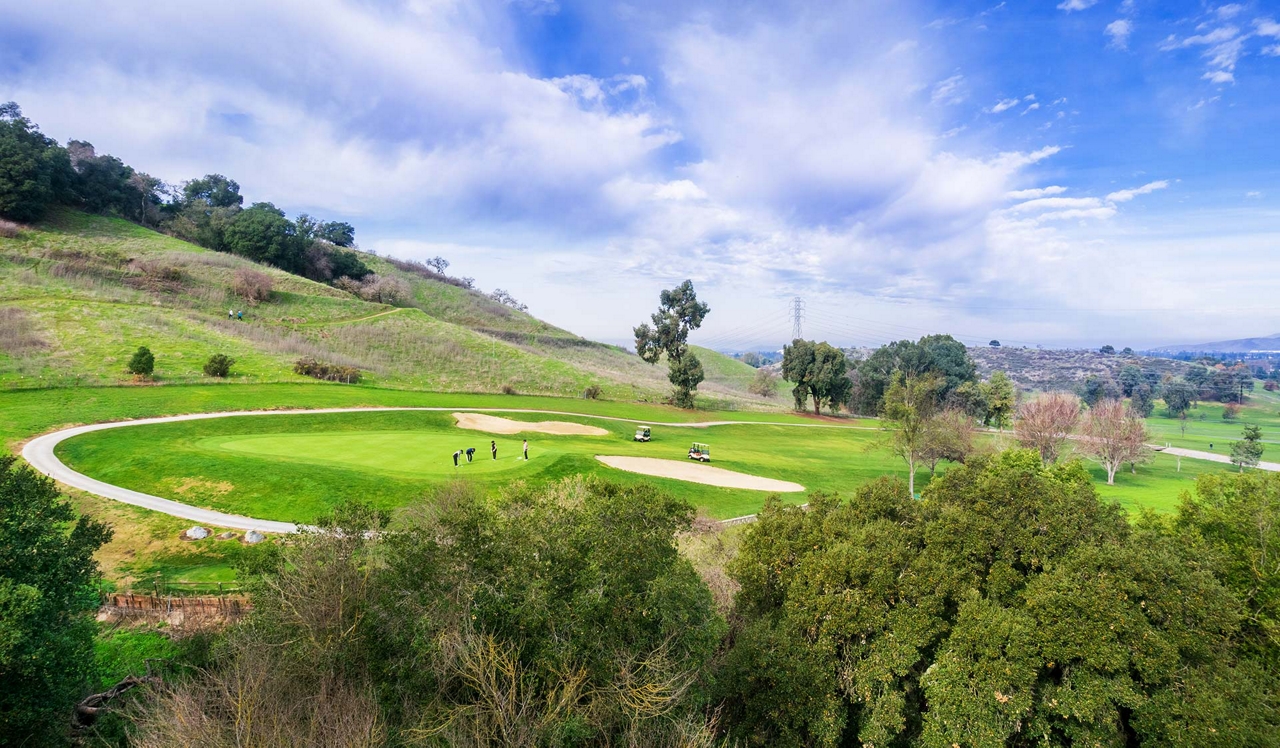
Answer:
596, 456, 804, 492
453, 412, 609, 436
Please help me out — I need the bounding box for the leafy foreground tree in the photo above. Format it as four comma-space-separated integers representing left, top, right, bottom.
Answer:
634, 280, 710, 408
716, 451, 1280, 747
880, 373, 940, 496
0, 456, 112, 746
131, 477, 724, 746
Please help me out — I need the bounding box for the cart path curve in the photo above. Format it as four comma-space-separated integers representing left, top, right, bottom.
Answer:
1156, 446, 1280, 472
20, 406, 875, 533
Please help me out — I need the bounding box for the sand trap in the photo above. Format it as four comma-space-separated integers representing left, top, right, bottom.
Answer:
453, 412, 609, 436
596, 456, 804, 492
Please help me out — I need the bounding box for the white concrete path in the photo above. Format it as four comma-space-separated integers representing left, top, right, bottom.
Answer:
1156, 446, 1280, 472
21, 406, 869, 534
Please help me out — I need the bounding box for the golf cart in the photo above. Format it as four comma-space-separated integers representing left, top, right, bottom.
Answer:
634, 426, 652, 442
688, 442, 711, 462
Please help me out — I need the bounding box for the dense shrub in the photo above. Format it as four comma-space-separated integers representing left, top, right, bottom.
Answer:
202, 353, 235, 378
501, 383, 518, 395
126, 346, 154, 376
130, 479, 722, 745
293, 357, 361, 383
748, 367, 779, 397
230, 267, 273, 303
0, 219, 20, 238
334, 273, 410, 305
581, 384, 603, 399
0, 456, 112, 745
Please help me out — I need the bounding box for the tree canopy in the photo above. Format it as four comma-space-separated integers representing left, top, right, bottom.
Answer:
0, 456, 112, 746
851, 334, 976, 415
634, 280, 710, 408
781, 339, 852, 414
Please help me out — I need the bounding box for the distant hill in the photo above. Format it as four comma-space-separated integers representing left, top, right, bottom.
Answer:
1149, 334, 1280, 354
968, 346, 1193, 392
0, 209, 765, 406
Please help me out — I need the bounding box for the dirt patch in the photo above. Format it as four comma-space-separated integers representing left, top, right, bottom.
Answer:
595, 456, 804, 492
166, 478, 235, 497
453, 412, 609, 436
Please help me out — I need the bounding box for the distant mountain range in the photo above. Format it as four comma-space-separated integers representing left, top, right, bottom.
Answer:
1150, 334, 1280, 354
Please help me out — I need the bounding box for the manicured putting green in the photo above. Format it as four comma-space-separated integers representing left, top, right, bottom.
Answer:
206, 431, 543, 476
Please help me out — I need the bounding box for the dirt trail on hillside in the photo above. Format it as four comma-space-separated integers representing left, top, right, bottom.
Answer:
596, 456, 804, 492
454, 412, 609, 436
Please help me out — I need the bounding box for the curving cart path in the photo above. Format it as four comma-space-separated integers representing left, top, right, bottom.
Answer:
21, 407, 873, 533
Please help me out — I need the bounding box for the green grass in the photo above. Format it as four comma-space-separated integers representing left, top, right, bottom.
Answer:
1144, 384, 1280, 457
56, 409, 888, 522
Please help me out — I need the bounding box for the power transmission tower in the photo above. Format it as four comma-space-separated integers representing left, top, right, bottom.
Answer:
791, 296, 805, 341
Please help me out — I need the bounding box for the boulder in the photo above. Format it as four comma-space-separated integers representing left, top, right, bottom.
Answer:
244, 529, 266, 544
184, 525, 209, 540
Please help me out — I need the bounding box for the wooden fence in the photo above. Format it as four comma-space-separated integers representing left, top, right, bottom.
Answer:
100, 587, 250, 618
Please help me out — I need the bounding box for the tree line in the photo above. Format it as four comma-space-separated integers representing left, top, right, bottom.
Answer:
0, 102, 370, 285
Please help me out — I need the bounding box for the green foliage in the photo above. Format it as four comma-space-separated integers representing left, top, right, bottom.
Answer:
0, 456, 112, 746
718, 451, 1280, 746
982, 370, 1016, 429
292, 357, 361, 383
881, 373, 941, 495
1119, 364, 1142, 396
0, 102, 74, 222
633, 280, 710, 408
1100, 344, 1115, 354
1130, 382, 1156, 417
782, 339, 851, 414
134, 480, 723, 744
126, 345, 154, 376
222, 202, 305, 272
180, 173, 243, 209
852, 334, 975, 415
748, 367, 779, 397
1163, 378, 1196, 417
202, 353, 235, 378
1079, 373, 1118, 406
1230, 424, 1264, 471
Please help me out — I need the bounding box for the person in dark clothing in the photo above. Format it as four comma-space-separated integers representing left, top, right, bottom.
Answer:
465, 447, 475, 463
523, 439, 529, 460
453, 449, 461, 467
237, 310, 243, 320
491, 440, 497, 460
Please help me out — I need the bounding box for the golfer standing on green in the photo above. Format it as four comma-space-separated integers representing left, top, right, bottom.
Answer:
523, 439, 529, 461
490, 440, 497, 460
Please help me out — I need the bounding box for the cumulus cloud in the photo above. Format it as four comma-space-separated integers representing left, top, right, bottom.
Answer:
1106, 19, 1132, 49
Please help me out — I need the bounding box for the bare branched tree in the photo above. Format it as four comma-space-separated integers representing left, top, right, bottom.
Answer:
1078, 398, 1150, 484
1015, 391, 1082, 465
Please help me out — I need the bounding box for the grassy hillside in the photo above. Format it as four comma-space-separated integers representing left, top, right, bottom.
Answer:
0, 209, 772, 405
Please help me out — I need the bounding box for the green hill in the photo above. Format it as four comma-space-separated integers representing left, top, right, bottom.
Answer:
0, 209, 772, 405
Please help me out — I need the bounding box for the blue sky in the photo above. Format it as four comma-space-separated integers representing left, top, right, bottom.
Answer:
2, 0, 1278, 350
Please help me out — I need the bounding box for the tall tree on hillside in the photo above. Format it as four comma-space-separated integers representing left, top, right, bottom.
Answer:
1130, 383, 1156, 417
181, 173, 243, 208
1078, 399, 1150, 484
1231, 425, 1265, 472
634, 280, 710, 409
782, 340, 852, 415
981, 370, 1016, 431
1080, 374, 1119, 407
881, 373, 941, 496
1015, 391, 1081, 465
0, 456, 113, 745
222, 202, 307, 273
1118, 364, 1142, 397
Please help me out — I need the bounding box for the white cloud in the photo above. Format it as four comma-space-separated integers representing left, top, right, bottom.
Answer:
1022, 102, 1041, 114
1258, 18, 1280, 37
1106, 19, 1132, 49
1057, 0, 1099, 11
1217, 4, 1244, 19
988, 97, 1020, 113
1202, 70, 1235, 83
931, 74, 967, 105
1105, 180, 1169, 202
1006, 186, 1068, 199
1265, 45, 1280, 56
1246, 191, 1263, 199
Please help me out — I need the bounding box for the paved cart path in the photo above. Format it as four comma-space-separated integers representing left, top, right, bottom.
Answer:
21, 406, 875, 533
1156, 446, 1280, 472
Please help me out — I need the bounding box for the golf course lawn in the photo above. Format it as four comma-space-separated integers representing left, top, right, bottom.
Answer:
55, 409, 899, 521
